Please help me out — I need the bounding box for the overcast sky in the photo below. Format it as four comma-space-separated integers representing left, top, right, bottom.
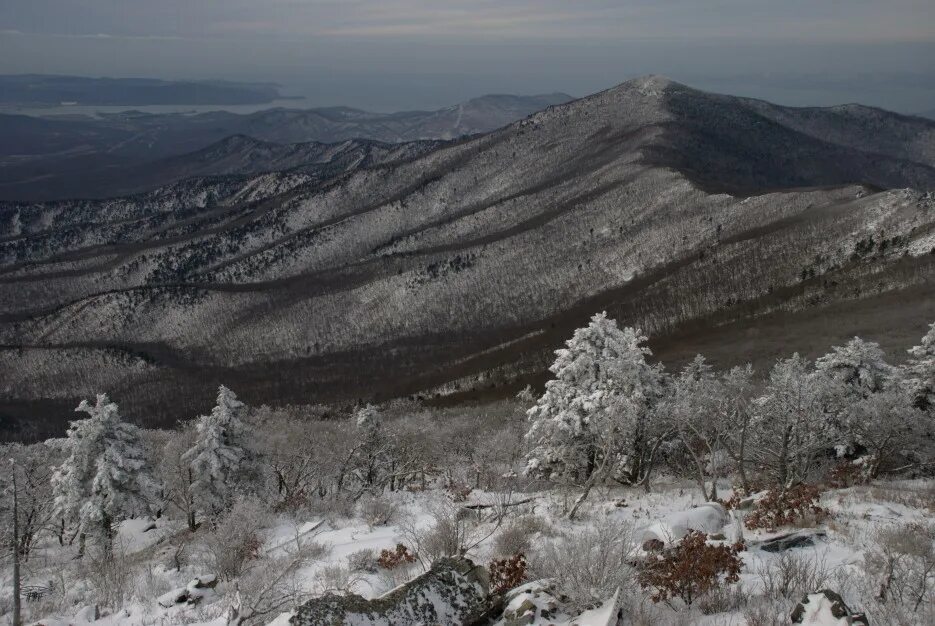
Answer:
2, 0, 933, 112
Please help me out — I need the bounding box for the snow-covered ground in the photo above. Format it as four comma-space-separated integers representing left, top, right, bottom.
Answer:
4, 477, 932, 626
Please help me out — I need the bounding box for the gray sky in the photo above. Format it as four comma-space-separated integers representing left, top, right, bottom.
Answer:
2, 0, 933, 112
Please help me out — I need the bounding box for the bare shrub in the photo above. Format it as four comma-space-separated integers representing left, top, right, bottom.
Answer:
743, 597, 795, 626
755, 551, 832, 600
80, 539, 137, 609
745, 484, 827, 531
313, 563, 366, 595
227, 539, 328, 625
696, 584, 747, 615
347, 548, 378, 573
528, 517, 638, 611
864, 522, 935, 614
357, 495, 400, 526
638, 531, 744, 607
398, 501, 497, 569
493, 525, 531, 559
198, 498, 271, 582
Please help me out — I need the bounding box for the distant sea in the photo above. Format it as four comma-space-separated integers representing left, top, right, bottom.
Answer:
0, 98, 307, 118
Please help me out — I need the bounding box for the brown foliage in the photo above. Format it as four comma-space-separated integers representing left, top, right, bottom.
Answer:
638, 531, 744, 606
827, 460, 869, 488
489, 554, 528, 595
377, 543, 417, 569
447, 484, 473, 502
745, 484, 827, 531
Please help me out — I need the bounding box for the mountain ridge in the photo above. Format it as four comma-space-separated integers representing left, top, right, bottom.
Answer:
1, 76, 934, 438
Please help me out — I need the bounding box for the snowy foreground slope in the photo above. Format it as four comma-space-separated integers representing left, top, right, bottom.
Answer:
4, 480, 932, 625
3, 76, 935, 434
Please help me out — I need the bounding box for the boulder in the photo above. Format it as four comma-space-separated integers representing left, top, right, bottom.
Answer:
495, 581, 567, 626
290, 557, 489, 626
640, 502, 730, 545
791, 590, 869, 625
758, 530, 826, 553
156, 575, 218, 608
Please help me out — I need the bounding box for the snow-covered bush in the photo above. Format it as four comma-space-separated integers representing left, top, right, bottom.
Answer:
347, 548, 379, 573
528, 517, 638, 611
755, 551, 833, 601
862, 522, 935, 617
197, 497, 271, 583
357, 494, 400, 526
79, 538, 138, 609
398, 501, 489, 569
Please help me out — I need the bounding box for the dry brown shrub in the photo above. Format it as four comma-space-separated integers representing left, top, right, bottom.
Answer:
637, 531, 744, 607
745, 484, 827, 531
488, 554, 528, 595
377, 543, 417, 569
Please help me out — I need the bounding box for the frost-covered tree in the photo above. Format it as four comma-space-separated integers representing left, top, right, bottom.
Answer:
816, 336, 895, 401
50, 394, 156, 547
714, 365, 756, 494
664, 355, 727, 501
843, 390, 928, 479
183, 386, 258, 522
750, 355, 835, 488
904, 322, 935, 412
524, 312, 664, 492
353, 404, 390, 490
0, 442, 58, 561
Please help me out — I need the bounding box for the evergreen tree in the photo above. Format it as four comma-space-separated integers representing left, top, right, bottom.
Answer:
50, 394, 156, 544
815, 336, 895, 400
524, 312, 664, 486
183, 386, 257, 521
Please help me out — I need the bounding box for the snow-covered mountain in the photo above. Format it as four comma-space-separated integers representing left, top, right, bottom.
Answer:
2, 75, 935, 436
0, 92, 573, 201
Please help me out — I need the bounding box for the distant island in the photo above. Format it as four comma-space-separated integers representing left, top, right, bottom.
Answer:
0, 74, 285, 106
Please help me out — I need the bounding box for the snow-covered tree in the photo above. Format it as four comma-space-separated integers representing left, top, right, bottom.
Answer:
183, 385, 258, 522
664, 355, 726, 500
815, 336, 895, 400
842, 390, 928, 479
749, 355, 835, 488
904, 322, 935, 412
524, 312, 664, 490
714, 365, 756, 494
353, 404, 390, 490
50, 394, 156, 546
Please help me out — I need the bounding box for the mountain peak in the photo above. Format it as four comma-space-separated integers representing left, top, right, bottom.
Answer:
623, 74, 679, 94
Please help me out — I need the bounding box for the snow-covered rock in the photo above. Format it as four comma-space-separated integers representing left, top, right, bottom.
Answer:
156, 575, 218, 608
639, 502, 730, 545
290, 556, 489, 625
790, 590, 869, 625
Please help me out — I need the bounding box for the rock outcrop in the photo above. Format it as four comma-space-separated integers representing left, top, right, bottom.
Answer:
290, 557, 489, 626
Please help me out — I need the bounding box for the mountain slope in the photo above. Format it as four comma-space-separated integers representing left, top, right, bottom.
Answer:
2, 76, 934, 437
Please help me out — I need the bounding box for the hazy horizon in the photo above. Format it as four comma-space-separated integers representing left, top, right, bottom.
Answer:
2, 1, 934, 113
